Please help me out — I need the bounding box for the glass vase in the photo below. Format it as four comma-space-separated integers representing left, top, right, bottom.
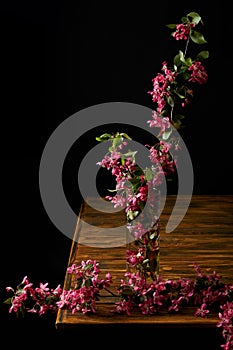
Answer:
125, 188, 160, 281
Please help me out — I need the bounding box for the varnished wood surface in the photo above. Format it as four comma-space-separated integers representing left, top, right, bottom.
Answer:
56, 195, 233, 329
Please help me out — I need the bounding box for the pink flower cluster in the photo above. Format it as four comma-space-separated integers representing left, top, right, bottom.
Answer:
97, 138, 171, 215
114, 263, 233, 349
4, 261, 233, 349
5, 260, 112, 316
5, 10, 229, 350
188, 61, 208, 84
97, 12, 209, 238
5, 276, 63, 316
148, 61, 178, 112
57, 260, 112, 314
148, 56, 208, 117
173, 22, 195, 41
95, 11, 210, 284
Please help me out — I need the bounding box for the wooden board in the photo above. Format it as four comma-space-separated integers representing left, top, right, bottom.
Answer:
56, 195, 233, 329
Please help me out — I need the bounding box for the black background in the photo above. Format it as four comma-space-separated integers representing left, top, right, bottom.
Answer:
1, 1, 232, 348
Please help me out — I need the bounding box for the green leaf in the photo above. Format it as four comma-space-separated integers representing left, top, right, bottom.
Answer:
178, 50, 186, 64
85, 279, 92, 288
96, 133, 112, 142
185, 57, 193, 66
174, 56, 181, 67
197, 50, 209, 60
74, 278, 83, 289
145, 167, 153, 180
180, 71, 191, 81
187, 12, 202, 25
172, 114, 185, 129
166, 23, 177, 29
123, 150, 138, 159
172, 119, 182, 129
181, 16, 187, 24
3, 297, 12, 305
127, 210, 139, 221
134, 167, 144, 176
173, 114, 185, 121
162, 128, 172, 140
142, 258, 149, 265
174, 89, 185, 99
129, 177, 141, 192
149, 232, 155, 240
190, 30, 207, 44
112, 137, 121, 149
174, 53, 182, 67
167, 95, 174, 108
119, 133, 132, 140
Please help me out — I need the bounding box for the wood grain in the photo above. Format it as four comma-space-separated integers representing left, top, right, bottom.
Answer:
56, 195, 233, 329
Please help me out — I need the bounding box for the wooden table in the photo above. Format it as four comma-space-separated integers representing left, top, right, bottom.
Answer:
55, 195, 233, 347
